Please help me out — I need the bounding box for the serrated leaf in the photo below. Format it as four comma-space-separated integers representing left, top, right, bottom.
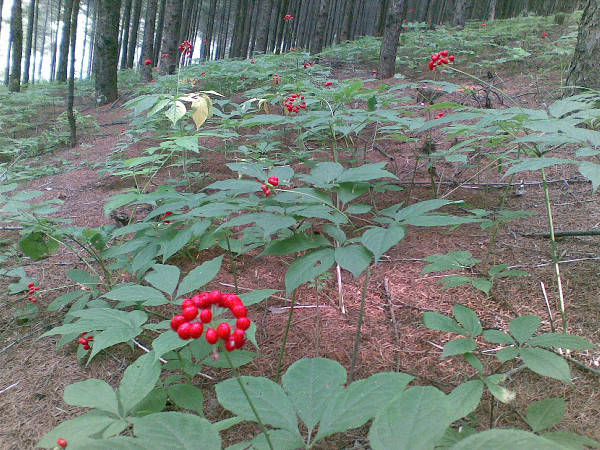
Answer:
152, 330, 188, 358
450, 429, 565, 450
103, 285, 168, 306
361, 224, 405, 262
118, 352, 161, 415
165, 101, 187, 126
337, 162, 397, 183
509, 315, 540, 344
262, 233, 331, 255
526, 398, 566, 432
176, 255, 223, 297
36, 411, 120, 448
422, 251, 479, 273
145, 264, 180, 297
527, 333, 594, 350
167, 384, 205, 415
484, 376, 515, 403
447, 380, 484, 423
442, 338, 477, 358
453, 304, 482, 337
578, 162, 600, 193
64, 379, 119, 416
496, 347, 519, 363
520, 347, 572, 384
541, 432, 600, 449
504, 158, 574, 177
285, 248, 335, 295
483, 329, 515, 345
423, 312, 468, 336
335, 245, 372, 278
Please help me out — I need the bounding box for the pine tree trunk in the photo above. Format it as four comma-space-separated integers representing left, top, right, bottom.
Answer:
377, 0, 404, 79
87, 0, 97, 77
274, 0, 289, 53
454, 0, 466, 26
376, 0, 389, 36
203, 0, 217, 59
214, 0, 227, 59
67, 0, 80, 147
565, 0, 600, 94
267, 0, 280, 51
159, 0, 182, 74
231, 0, 247, 57
219, 0, 232, 59
23, 0, 36, 84
50, 0, 62, 81
80, 0, 90, 77
57, 0, 73, 81
488, 0, 498, 20
179, 0, 192, 42
141, 0, 157, 80
119, 0, 132, 69
153, 0, 166, 61
239, 0, 253, 57
248, 0, 261, 55
94, 0, 121, 103
0, 0, 4, 40
310, 0, 329, 54
9, 0, 23, 92
31, 0, 39, 82
340, 0, 355, 41
126, 0, 142, 67
254, 0, 272, 53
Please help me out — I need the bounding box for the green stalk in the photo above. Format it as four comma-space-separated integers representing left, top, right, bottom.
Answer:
225, 236, 239, 294
223, 349, 274, 450
276, 289, 297, 383
541, 168, 567, 332
349, 266, 370, 383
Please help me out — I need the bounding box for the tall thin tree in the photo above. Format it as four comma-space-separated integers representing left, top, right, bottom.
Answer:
9, 0, 23, 92
23, 0, 36, 84
159, 0, 182, 74
141, 0, 158, 80
310, 0, 329, 55
566, 0, 600, 94
57, 0, 74, 81
126, 0, 142, 67
377, 0, 404, 79
67, 0, 80, 146
94, 0, 121, 103
119, 0, 132, 69
153, 0, 166, 61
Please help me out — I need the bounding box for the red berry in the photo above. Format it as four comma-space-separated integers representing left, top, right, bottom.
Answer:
171, 315, 187, 331
431, 54, 439, 61
428, 61, 435, 70
325, 81, 333, 87
232, 328, 245, 344
193, 293, 210, 308
78, 337, 88, 345
222, 293, 240, 309
225, 338, 237, 352
27, 282, 35, 288
83, 344, 90, 350
217, 322, 231, 340
177, 322, 192, 340
182, 298, 195, 309
261, 185, 271, 197
30, 298, 37, 303
182, 306, 198, 321
200, 308, 212, 323
189, 322, 204, 339
208, 290, 222, 305
57, 438, 68, 447
205, 328, 218, 344
236, 317, 251, 330
144, 59, 152, 66
268, 176, 279, 186
87, 335, 94, 340
449, 55, 455, 62
441, 57, 449, 64
441, 50, 449, 57
232, 304, 248, 318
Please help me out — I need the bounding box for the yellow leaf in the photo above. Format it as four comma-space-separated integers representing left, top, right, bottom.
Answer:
191, 98, 209, 129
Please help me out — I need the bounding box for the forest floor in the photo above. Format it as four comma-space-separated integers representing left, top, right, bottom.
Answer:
2, 46, 600, 450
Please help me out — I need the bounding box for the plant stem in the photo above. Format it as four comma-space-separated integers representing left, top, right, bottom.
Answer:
226, 236, 239, 294
541, 168, 567, 332
223, 349, 274, 450
349, 266, 370, 383
276, 289, 297, 383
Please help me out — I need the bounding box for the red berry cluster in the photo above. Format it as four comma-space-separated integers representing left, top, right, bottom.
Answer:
325, 81, 333, 87
27, 281, 40, 303
251, 58, 255, 64
57, 438, 68, 448
435, 112, 445, 119
179, 40, 193, 55
78, 332, 94, 351
303, 61, 314, 69
428, 50, 455, 70
160, 211, 173, 224
284, 93, 306, 113
542, 32, 548, 39
170, 290, 250, 351
144, 59, 152, 66
261, 176, 279, 197
284, 14, 295, 21
161, 53, 170, 58
273, 73, 281, 85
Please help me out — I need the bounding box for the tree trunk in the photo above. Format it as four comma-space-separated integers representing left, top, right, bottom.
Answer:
94, 0, 121, 103
203, 0, 217, 59
248, 0, 261, 55
126, 0, 142, 67
376, 0, 389, 36
253, 0, 272, 53
57, 0, 73, 81
488, 0, 498, 20
239, 0, 253, 57
119, 0, 132, 69
49, 0, 62, 81
87, 0, 97, 77
377, 0, 404, 79
565, 0, 600, 94
219, 0, 232, 59
141, 0, 157, 80
68, 0, 80, 147
9, 0, 23, 92
274, 0, 289, 53
23, 0, 36, 84
340, 0, 355, 41
159, 0, 182, 74
454, 0, 466, 26
31, 0, 39, 82
153, 0, 166, 61
310, 0, 329, 54
80, 0, 90, 78
231, 0, 247, 57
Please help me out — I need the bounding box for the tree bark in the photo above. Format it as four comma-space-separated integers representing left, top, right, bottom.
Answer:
9, 0, 23, 92
23, 0, 36, 84
126, 0, 142, 68
487, 0, 498, 20
159, 0, 182, 74
31, 0, 39, 82
253, 0, 272, 53
50, 0, 62, 81
310, 0, 329, 54
377, 0, 404, 79
340, 0, 355, 42
119, 0, 132, 69
87, 0, 97, 77
80, 0, 90, 78
565, 0, 600, 95
56, 0, 73, 81
454, 0, 466, 26
94, 0, 121, 103
141, 0, 157, 80
153, 0, 166, 61
203, 0, 217, 59
376, 0, 390, 36
67, 0, 80, 147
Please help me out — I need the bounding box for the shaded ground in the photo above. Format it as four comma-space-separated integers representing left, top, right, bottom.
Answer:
1, 52, 600, 449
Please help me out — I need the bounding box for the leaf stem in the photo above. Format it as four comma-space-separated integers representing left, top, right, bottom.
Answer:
349, 266, 370, 382
276, 289, 297, 383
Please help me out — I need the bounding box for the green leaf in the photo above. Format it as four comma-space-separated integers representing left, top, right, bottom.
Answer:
504, 158, 574, 177
442, 338, 477, 358
47, 291, 88, 311
129, 388, 168, 417
423, 312, 468, 336
167, 384, 205, 415
64, 379, 119, 416
541, 432, 600, 449
369, 386, 450, 450
453, 304, 482, 337
285, 248, 335, 295
361, 224, 405, 262
36, 411, 121, 449
281, 358, 346, 436
346, 203, 372, 214
177, 255, 223, 297
322, 224, 346, 244
509, 315, 540, 344
132, 412, 220, 450
250, 429, 306, 450
262, 233, 331, 255
20, 232, 59, 260
447, 381, 484, 423
484, 375, 515, 403
152, 330, 188, 358
471, 277, 493, 295
216, 376, 301, 438
520, 347, 572, 384
165, 101, 187, 126
578, 162, 600, 193
89, 327, 145, 362
103, 285, 168, 307
496, 347, 519, 363
145, 264, 180, 297
315, 372, 414, 442
202, 350, 257, 368
238, 289, 279, 306
450, 429, 565, 450
68, 269, 99, 287
160, 227, 194, 262
526, 398, 566, 432
337, 162, 397, 183
422, 251, 479, 274
335, 245, 372, 278
527, 333, 594, 350
483, 329, 515, 345
118, 352, 162, 415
